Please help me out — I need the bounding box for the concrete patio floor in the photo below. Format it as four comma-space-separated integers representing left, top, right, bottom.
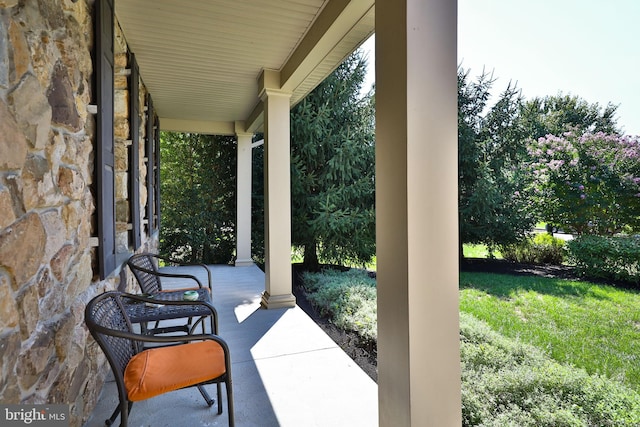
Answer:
83, 264, 378, 427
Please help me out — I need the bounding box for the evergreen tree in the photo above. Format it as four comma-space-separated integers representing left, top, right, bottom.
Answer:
458, 68, 535, 257
160, 132, 236, 264
290, 50, 376, 270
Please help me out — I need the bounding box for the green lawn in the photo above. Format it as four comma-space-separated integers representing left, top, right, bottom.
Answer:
460, 271, 640, 392
463, 243, 503, 259
302, 267, 640, 424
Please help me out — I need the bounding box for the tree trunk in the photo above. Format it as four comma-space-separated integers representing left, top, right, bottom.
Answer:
303, 242, 320, 272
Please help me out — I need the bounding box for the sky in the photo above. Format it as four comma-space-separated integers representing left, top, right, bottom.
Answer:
360, 0, 640, 136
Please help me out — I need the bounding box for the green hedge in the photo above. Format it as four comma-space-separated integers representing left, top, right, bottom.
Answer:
301, 268, 377, 343
567, 235, 640, 284
500, 233, 567, 265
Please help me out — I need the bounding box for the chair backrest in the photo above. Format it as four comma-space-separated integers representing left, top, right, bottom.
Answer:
127, 253, 162, 293
85, 292, 139, 377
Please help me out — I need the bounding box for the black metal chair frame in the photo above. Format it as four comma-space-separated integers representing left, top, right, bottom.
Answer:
85, 291, 234, 427
126, 253, 214, 336
127, 252, 212, 294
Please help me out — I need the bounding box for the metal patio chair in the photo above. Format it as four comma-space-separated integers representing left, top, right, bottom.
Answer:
126, 252, 215, 335
126, 252, 212, 294
85, 291, 234, 427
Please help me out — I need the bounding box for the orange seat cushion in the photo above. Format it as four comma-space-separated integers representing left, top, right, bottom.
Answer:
124, 341, 226, 401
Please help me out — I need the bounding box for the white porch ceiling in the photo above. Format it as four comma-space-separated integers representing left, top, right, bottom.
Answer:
115, 0, 375, 134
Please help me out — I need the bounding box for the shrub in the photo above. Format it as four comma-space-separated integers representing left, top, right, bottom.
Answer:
301, 268, 377, 343
567, 235, 640, 284
160, 132, 236, 264
528, 132, 640, 235
461, 312, 640, 426
500, 233, 566, 265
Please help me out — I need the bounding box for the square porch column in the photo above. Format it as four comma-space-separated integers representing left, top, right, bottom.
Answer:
235, 124, 254, 267
376, 0, 461, 425
259, 70, 296, 309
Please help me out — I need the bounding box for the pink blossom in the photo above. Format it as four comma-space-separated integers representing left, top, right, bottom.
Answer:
580, 194, 586, 199
549, 160, 564, 170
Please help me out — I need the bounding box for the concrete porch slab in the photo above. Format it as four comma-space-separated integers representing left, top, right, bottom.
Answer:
83, 264, 378, 427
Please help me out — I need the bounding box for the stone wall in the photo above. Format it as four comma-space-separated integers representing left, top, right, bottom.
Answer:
0, 1, 155, 425
114, 18, 151, 255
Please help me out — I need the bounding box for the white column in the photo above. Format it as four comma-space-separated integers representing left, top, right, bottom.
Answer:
259, 72, 296, 309
235, 124, 254, 267
376, 0, 461, 426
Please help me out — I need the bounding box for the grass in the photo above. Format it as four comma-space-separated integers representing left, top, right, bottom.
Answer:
463, 243, 503, 259
461, 312, 640, 426
301, 267, 640, 424
460, 272, 640, 392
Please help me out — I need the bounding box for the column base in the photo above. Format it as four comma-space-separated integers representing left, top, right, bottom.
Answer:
234, 258, 254, 267
261, 291, 296, 309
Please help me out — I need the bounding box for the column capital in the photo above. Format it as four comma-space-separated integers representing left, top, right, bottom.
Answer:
258, 68, 292, 101
260, 87, 292, 102
234, 121, 254, 137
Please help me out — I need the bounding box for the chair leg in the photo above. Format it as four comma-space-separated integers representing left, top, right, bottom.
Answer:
105, 405, 119, 426
197, 385, 215, 407
226, 379, 235, 427
217, 383, 223, 414
105, 401, 132, 427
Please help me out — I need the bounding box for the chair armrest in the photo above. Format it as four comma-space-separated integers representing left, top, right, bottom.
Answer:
95, 327, 230, 359
128, 262, 206, 289
149, 253, 213, 291
121, 293, 219, 335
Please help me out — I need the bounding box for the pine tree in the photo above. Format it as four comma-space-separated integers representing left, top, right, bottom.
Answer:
290, 50, 375, 270
458, 68, 534, 257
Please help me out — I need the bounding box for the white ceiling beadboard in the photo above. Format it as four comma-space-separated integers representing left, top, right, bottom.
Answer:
115, 0, 374, 133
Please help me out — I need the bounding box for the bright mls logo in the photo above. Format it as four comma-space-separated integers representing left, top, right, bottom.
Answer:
1, 404, 69, 426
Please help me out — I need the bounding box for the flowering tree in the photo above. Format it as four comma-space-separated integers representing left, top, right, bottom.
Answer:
520, 94, 619, 140
528, 132, 640, 235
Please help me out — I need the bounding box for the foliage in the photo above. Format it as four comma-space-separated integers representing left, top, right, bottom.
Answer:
290, 50, 376, 270
519, 94, 620, 140
159, 132, 236, 264
460, 272, 640, 391
458, 68, 535, 254
463, 243, 503, 259
301, 268, 377, 343
303, 267, 640, 424
500, 233, 566, 265
528, 132, 640, 235
461, 312, 640, 427
567, 235, 640, 284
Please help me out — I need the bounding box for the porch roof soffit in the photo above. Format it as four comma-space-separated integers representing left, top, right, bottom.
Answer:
114, 0, 374, 135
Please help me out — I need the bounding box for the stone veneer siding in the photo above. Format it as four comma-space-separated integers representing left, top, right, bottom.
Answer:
0, 1, 156, 425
